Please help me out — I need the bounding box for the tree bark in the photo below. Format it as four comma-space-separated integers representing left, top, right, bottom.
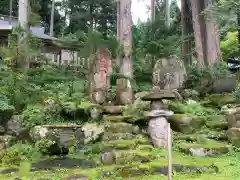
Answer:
190, 0, 221, 67
181, 0, 193, 67
116, 0, 133, 105
190, 0, 205, 66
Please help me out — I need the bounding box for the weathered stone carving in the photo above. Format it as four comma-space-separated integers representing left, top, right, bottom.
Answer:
153, 57, 186, 90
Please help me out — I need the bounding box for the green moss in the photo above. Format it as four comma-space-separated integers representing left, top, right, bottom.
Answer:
103, 139, 137, 150
136, 145, 153, 151
168, 114, 205, 134
102, 132, 138, 141
115, 150, 156, 165
103, 115, 132, 122
206, 115, 228, 130
103, 138, 150, 150
208, 93, 235, 107
178, 139, 229, 155
227, 127, 240, 147
77, 102, 101, 110
104, 122, 140, 134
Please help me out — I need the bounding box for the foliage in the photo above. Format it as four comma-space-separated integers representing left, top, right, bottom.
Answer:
0, 94, 15, 117
22, 104, 46, 128
220, 31, 240, 60
184, 62, 233, 94
0, 143, 42, 165
0, 26, 43, 67
233, 84, 240, 102
168, 101, 220, 118
35, 139, 56, 154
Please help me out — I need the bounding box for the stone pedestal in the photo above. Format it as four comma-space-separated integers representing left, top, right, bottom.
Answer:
116, 78, 133, 105
142, 90, 175, 148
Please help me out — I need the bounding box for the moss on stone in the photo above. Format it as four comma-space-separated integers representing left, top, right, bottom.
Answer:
103, 139, 137, 150
102, 115, 132, 122
136, 145, 153, 151
206, 115, 228, 130
178, 139, 229, 155
168, 114, 205, 134
104, 122, 140, 134
102, 138, 150, 150
227, 127, 240, 147
115, 150, 157, 165
208, 93, 235, 107
77, 102, 101, 110
102, 132, 139, 141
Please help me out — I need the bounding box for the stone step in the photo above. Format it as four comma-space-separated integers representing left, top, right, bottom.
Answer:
177, 140, 229, 156
102, 105, 125, 114
104, 122, 140, 134
101, 149, 157, 165
102, 132, 143, 141
103, 115, 132, 122
82, 138, 151, 155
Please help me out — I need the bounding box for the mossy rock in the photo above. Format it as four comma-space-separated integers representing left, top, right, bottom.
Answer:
136, 145, 154, 151
104, 122, 140, 134
227, 127, 240, 147
115, 150, 157, 165
77, 102, 101, 110
102, 115, 132, 122
174, 133, 204, 142
102, 132, 143, 141
103, 106, 125, 114
207, 93, 235, 107
104, 139, 137, 150
168, 114, 205, 134
206, 115, 228, 130
107, 160, 218, 178
178, 140, 229, 156
103, 138, 150, 150
205, 130, 228, 141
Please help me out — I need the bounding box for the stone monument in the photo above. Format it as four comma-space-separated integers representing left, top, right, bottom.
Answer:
153, 57, 186, 91
141, 57, 187, 147
91, 49, 112, 104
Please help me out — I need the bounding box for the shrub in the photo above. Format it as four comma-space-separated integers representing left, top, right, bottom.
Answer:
35, 139, 56, 154
0, 143, 42, 165
0, 94, 15, 118
220, 31, 240, 60
184, 62, 233, 95
22, 104, 46, 128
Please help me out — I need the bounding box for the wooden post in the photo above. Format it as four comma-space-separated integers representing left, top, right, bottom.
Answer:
167, 123, 172, 180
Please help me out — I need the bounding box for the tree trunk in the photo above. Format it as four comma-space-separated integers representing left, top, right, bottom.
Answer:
190, 0, 221, 67
190, 0, 205, 66
204, 0, 221, 66
181, 0, 193, 67
165, 0, 170, 28
116, 0, 133, 105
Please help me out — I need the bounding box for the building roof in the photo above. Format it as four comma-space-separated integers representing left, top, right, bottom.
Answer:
0, 15, 79, 50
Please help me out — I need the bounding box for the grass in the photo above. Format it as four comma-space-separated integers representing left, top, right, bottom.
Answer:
0, 150, 239, 180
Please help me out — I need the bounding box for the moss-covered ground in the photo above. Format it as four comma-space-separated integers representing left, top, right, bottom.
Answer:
0, 147, 239, 180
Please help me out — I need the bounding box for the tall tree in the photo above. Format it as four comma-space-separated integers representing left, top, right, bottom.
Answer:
190, 0, 221, 66
67, 0, 116, 35
181, 0, 193, 66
